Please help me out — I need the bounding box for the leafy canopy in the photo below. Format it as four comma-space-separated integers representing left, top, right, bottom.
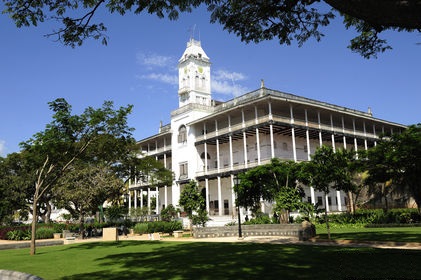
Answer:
3, 0, 421, 58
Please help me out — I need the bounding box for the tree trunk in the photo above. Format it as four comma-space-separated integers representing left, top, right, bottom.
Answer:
324, 192, 331, 240
80, 210, 85, 239
45, 202, 52, 224
348, 191, 354, 214
30, 200, 38, 255
325, 206, 331, 240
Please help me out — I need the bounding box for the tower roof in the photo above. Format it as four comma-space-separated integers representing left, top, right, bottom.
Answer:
179, 39, 209, 62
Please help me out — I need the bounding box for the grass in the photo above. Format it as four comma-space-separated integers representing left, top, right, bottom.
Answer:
315, 223, 421, 243
1, 239, 421, 279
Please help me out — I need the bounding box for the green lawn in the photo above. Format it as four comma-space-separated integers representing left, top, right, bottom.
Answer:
1, 240, 421, 279
315, 224, 421, 243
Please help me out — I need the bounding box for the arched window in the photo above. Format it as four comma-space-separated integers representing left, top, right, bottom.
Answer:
200, 152, 211, 159
282, 142, 288, 151
178, 125, 187, 143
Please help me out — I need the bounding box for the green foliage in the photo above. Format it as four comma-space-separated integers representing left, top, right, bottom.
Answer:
236, 158, 302, 216
5, 0, 414, 57
105, 205, 127, 223
363, 124, 421, 213
161, 204, 179, 222
314, 209, 421, 226
129, 207, 149, 222
133, 223, 149, 235
6, 229, 31, 241
135, 221, 182, 234
243, 214, 272, 225
179, 181, 209, 227
35, 227, 55, 239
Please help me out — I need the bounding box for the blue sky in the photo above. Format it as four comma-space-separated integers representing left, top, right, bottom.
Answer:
1, 5, 420, 156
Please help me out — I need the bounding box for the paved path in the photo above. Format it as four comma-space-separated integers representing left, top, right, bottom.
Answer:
2, 234, 421, 250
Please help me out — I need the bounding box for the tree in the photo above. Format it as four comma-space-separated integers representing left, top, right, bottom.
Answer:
299, 145, 355, 239
161, 204, 179, 222
179, 180, 209, 227
0, 153, 32, 225
53, 163, 125, 238
363, 124, 421, 213
234, 158, 305, 222
3, 0, 420, 58
19, 98, 134, 255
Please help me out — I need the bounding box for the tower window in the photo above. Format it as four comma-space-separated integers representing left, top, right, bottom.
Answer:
178, 125, 187, 144
179, 162, 188, 179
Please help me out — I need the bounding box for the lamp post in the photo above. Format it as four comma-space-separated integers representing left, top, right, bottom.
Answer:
124, 193, 130, 220
234, 174, 242, 239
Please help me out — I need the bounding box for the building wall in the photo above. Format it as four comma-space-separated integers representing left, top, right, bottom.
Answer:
130, 41, 406, 222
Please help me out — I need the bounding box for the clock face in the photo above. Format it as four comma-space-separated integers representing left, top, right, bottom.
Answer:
198, 66, 203, 74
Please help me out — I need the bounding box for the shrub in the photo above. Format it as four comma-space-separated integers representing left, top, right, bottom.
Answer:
161, 204, 179, 222
134, 221, 183, 234
36, 227, 56, 239
164, 221, 183, 234
243, 214, 272, 225
52, 223, 67, 233
133, 223, 149, 235
6, 229, 31, 241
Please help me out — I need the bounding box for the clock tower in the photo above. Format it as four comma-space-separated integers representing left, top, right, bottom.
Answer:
178, 39, 211, 108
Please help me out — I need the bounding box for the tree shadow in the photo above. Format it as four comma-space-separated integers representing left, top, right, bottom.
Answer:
316, 230, 421, 244
58, 241, 421, 280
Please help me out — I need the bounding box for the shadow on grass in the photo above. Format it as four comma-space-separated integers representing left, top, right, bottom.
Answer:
316, 230, 421, 243
59, 241, 421, 280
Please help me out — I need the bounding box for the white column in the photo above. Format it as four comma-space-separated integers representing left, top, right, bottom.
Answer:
256, 128, 261, 164
342, 116, 347, 150
231, 174, 236, 218
128, 191, 132, 210
336, 190, 342, 211
242, 108, 248, 168
156, 187, 159, 214
373, 124, 377, 146
205, 178, 210, 214
229, 135, 233, 170
353, 119, 358, 157
305, 109, 311, 161
217, 176, 222, 216
318, 111, 323, 147
290, 104, 297, 162
363, 121, 368, 150
270, 124, 275, 158
140, 190, 143, 208
164, 186, 168, 208
134, 189, 137, 209
228, 115, 234, 170
216, 138, 220, 171
204, 142, 208, 174
305, 109, 315, 204
325, 195, 330, 212
255, 106, 261, 164
269, 101, 275, 158
310, 187, 316, 205
243, 131, 248, 168
147, 187, 151, 214
330, 114, 336, 152
172, 183, 180, 208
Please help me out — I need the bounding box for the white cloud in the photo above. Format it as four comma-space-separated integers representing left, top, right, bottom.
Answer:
212, 69, 249, 97
135, 52, 250, 97
0, 140, 5, 157
136, 52, 175, 68
136, 73, 178, 86
213, 69, 247, 82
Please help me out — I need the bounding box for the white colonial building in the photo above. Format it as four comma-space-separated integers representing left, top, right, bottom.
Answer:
128, 39, 406, 225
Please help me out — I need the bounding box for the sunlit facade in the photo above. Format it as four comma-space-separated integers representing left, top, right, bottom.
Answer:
128, 39, 406, 225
